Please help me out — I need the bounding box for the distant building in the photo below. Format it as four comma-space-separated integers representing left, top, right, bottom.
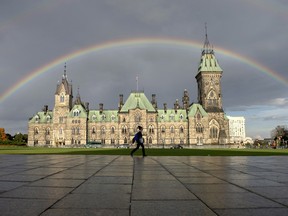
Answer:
28, 35, 231, 147
227, 116, 246, 144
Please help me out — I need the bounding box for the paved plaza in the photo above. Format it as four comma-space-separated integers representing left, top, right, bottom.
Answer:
0, 155, 288, 216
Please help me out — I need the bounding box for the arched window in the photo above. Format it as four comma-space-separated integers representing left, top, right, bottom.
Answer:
76, 127, 80, 135
72, 128, 75, 135
34, 128, 39, 135
73, 109, 80, 117
46, 116, 51, 123
148, 125, 154, 134
161, 126, 165, 133
149, 137, 153, 144
111, 139, 115, 144
170, 126, 175, 133
101, 127, 105, 135
92, 127, 96, 134
60, 95, 65, 103
135, 114, 141, 122
122, 126, 127, 134
180, 114, 184, 120
210, 126, 218, 139
111, 127, 115, 134
208, 90, 218, 106
124, 137, 128, 143
111, 115, 116, 121
46, 128, 50, 135
92, 115, 97, 121
35, 115, 39, 123
196, 123, 203, 133
101, 115, 106, 121
180, 126, 184, 133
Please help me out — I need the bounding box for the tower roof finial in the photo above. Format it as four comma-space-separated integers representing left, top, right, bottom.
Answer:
63, 62, 67, 80
203, 23, 213, 54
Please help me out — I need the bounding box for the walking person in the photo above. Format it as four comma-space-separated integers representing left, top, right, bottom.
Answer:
130, 126, 147, 157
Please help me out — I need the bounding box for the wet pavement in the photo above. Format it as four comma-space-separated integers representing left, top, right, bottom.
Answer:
0, 155, 288, 216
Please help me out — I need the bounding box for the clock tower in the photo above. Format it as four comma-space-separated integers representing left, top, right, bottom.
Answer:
196, 29, 223, 112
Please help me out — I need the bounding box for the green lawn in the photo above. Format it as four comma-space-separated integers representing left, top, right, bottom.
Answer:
1, 146, 288, 156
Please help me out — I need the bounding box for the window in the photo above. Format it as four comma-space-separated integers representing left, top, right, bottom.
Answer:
149, 137, 152, 144
34, 128, 39, 135
180, 126, 184, 133
170, 126, 175, 133
161, 115, 165, 120
161, 126, 165, 133
210, 126, 218, 139
111, 139, 115, 144
46, 128, 50, 135
73, 109, 80, 117
72, 128, 75, 135
76, 127, 80, 135
59, 128, 63, 135
60, 95, 65, 103
101, 115, 105, 121
92, 127, 96, 134
196, 123, 203, 133
124, 137, 128, 143
111, 115, 115, 121
46, 116, 51, 123
148, 125, 154, 134
35, 115, 39, 123
111, 127, 115, 134
122, 126, 127, 134
59, 117, 64, 123
101, 127, 105, 135
92, 115, 97, 121
180, 114, 184, 120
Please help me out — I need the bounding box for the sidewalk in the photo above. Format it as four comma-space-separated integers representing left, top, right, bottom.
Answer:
0, 155, 288, 216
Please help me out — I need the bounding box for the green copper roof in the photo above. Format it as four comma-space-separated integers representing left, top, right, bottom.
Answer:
29, 111, 53, 123
88, 110, 118, 122
198, 52, 222, 72
188, 103, 208, 117
68, 104, 87, 118
120, 92, 156, 112
158, 109, 187, 122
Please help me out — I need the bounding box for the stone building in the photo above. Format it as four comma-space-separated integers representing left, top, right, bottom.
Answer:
28, 36, 230, 147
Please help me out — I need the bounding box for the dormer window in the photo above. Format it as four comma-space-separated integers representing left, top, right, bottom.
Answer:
161, 115, 165, 120
169, 114, 175, 121
180, 114, 184, 120
101, 114, 106, 121
92, 115, 97, 121
35, 115, 39, 123
111, 115, 115, 121
73, 109, 80, 117
46, 116, 51, 123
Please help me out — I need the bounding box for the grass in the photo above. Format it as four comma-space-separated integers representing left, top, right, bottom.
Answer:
1, 146, 288, 156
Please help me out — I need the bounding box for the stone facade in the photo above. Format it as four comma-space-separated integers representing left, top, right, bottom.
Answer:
28, 37, 230, 147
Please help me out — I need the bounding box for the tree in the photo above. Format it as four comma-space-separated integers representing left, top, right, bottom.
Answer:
271, 125, 288, 140
0, 128, 7, 141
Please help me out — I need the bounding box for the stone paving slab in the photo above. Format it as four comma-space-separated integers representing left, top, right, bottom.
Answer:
0, 155, 288, 216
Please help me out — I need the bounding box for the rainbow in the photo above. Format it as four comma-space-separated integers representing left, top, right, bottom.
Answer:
1, 37, 287, 103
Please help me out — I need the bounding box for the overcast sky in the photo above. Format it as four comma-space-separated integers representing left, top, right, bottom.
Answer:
0, 0, 288, 139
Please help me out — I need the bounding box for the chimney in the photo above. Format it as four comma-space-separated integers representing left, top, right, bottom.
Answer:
164, 103, 167, 113
174, 99, 179, 113
99, 103, 103, 114
85, 102, 89, 111
151, 94, 157, 109
118, 94, 123, 110
43, 105, 48, 114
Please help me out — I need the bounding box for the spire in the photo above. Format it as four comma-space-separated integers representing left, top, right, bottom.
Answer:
203, 23, 213, 54
74, 86, 82, 105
